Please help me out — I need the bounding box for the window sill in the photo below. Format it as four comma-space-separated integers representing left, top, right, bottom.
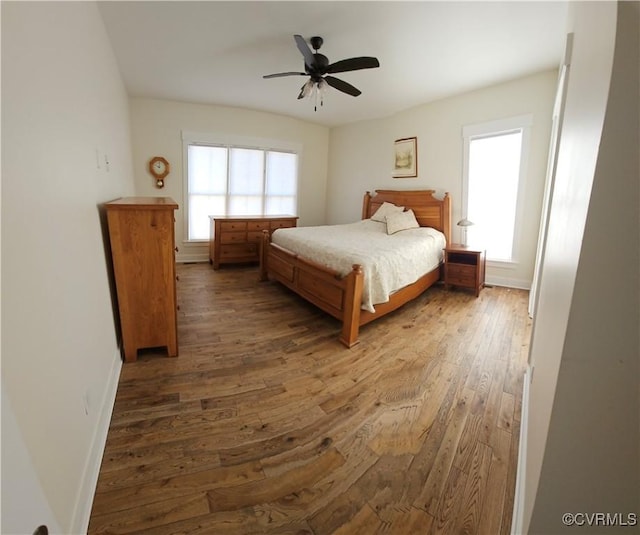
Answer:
487, 259, 519, 270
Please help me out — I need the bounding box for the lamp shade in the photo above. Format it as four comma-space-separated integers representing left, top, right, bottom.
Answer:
457, 218, 474, 227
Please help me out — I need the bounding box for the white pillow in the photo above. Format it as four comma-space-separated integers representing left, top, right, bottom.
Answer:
371, 201, 404, 222
386, 209, 420, 234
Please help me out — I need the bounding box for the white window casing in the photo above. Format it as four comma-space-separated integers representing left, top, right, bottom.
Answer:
462, 114, 532, 265
182, 131, 301, 242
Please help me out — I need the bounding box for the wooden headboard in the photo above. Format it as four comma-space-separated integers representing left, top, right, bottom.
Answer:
362, 189, 451, 244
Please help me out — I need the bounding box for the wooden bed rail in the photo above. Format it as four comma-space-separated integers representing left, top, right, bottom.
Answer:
259, 230, 365, 347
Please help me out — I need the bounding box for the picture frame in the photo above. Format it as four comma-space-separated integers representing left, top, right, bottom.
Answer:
392, 136, 418, 178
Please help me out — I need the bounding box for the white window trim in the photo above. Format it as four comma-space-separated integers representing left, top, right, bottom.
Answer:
462, 114, 532, 266
181, 130, 302, 243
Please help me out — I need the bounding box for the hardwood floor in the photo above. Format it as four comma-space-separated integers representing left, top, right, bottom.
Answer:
88, 262, 531, 534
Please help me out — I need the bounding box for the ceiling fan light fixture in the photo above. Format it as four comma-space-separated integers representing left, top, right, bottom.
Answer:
314, 79, 327, 111
298, 79, 314, 99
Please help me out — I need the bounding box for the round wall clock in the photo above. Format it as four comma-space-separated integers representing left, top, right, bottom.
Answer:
148, 156, 170, 187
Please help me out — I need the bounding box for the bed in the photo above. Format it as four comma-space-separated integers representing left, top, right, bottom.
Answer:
258, 189, 451, 347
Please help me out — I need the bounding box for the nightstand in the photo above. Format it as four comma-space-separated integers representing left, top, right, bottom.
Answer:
444, 244, 486, 297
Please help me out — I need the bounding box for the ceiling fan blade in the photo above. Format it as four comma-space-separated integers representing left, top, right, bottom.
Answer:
294, 34, 315, 67
327, 57, 380, 74
324, 76, 361, 97
263, 72, 306, 79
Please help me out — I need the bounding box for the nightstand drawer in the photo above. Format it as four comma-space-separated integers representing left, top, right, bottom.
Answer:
447, 264, 476, 280
447, 273, 476, 287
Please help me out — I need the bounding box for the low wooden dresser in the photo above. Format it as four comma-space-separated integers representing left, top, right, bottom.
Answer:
105, 197, 179, 362
444, 243, 486, 297
209, 215, 298, 269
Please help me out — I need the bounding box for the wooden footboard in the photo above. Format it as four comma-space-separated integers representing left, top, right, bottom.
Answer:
259, 230, 364, 347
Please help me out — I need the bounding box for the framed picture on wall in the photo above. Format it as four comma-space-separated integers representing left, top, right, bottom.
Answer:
392, 137, 418, 178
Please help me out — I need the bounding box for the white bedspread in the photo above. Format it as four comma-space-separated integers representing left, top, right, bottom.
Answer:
271, 219, 446, 312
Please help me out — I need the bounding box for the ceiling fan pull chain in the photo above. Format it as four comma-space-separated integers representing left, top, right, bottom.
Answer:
320, 78, 326, 109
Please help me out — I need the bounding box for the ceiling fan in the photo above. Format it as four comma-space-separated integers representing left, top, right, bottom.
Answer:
263, 35, 380, 109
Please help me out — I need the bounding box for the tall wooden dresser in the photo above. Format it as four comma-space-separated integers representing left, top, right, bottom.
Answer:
105, 197, 179, 362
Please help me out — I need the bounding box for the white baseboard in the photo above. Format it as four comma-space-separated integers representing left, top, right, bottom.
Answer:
176, 252, 209, 263
486, 275, 531, 290
511, 365, 531, 535
71, 348, 122, 534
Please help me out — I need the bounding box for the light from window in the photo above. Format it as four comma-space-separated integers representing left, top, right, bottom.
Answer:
467, 130, 523, 262
187, 144, 298, 240
266, 151, 298, 215
229, 148, 264, 215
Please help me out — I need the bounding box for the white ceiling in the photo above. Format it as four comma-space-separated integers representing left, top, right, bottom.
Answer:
98, 1, 569, 128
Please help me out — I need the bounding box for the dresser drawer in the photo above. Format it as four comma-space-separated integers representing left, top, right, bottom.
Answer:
247, 230, 266, 242
220, 231, 246, 244
247, 221, 270, 231
270, 219, 296, 230
219, 243, 258, 259
220, 221, 247, 232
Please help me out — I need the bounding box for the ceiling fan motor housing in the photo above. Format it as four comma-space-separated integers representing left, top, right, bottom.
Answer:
307, 54, 329, 74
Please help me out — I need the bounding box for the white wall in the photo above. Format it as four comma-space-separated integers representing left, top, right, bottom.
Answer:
129, 98, 330, 262
523, 1, 639, 532
1, 2, 135, 533
1, 386, 62, 534
327, 70, 558, 289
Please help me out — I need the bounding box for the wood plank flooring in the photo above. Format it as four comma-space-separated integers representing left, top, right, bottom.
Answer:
88, 262, 531, 534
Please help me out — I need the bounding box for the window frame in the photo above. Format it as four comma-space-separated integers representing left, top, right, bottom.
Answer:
181, 131, 301, 243
462, 114, 532, 266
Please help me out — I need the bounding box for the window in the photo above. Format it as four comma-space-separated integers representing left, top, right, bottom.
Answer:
462, 115, 531, 263
184, 134, 299, 241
